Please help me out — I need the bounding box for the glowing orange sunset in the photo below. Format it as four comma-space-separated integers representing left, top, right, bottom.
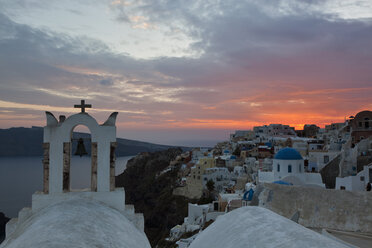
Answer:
0, 1, 371, 146
2, 2, 372, 248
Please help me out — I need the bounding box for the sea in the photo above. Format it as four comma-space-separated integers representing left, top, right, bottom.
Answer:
0, 156, 133, 217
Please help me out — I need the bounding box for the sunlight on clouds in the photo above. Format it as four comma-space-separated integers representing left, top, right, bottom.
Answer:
56, 65, 122, 78
260, 0, 372, 20
0, 100, 146, 115
287, 99, 305, 104
35, 88, 94, 100
111, 0, 131, 6
132, 22, 156, 30
0, 100, 74, 113
129, 15, 156, 30
314, 0, 372, 20
250, 102, 262, 107
288, 87, 372, 97
202, 106, 216, 110
113, 81, 185, 103
35, 88, 115, 100
0, 113, 39, 120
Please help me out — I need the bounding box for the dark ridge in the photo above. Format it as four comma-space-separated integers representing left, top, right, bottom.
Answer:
0, 212, 10, 244
0, 127, 191, 157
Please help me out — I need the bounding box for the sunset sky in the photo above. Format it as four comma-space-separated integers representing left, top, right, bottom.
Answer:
0, 0, 371, 146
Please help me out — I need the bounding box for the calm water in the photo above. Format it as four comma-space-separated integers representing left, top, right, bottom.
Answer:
0, 156, 133, 217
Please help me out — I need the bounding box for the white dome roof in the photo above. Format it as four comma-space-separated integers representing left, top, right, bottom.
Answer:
1, 198, 151, 248
189, 207, 348, 248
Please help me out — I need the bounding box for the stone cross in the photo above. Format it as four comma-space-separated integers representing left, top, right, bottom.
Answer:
74, 100, 92, 113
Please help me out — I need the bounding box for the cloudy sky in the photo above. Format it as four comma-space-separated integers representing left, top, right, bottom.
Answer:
0, 0, 371, 146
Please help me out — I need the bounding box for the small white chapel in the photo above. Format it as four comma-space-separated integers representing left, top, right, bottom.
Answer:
0, 100, 151, 248
258, 147, 325, 187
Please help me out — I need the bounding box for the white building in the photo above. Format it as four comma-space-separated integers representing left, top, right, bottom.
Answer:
203, 167, 231, 191
308, 150, 340, 171
2, 102, 150, 248
258, 148, 325, 187
188, 207, 349, 248
335, 164, 372, 191
254, 124, 296, 138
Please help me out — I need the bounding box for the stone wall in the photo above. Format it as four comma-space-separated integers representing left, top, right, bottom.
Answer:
42, 143, 49, 193
173, 184, 202, 199
91, 142, 97, 191
63, 142, 70, 191
253, 183, 372, 233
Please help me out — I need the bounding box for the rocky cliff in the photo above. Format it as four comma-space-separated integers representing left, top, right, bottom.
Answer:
115, 148, 191, 247
0, 212, 9, 244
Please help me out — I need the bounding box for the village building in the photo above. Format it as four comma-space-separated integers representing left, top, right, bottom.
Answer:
203, 167, 231, 192
174, 157, 216, 199
326, 122, 347, 131
336, 164, 372, 191
296, 124, 320, 138
258, 147, 325, 187
254, 124, 296, 138
291, 140, 308, 157
350, 110, 372, 145
308, 150, 340, 172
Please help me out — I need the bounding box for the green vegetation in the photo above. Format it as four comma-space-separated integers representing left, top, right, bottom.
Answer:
206, 179, 215, 192
232, 146, 241, 156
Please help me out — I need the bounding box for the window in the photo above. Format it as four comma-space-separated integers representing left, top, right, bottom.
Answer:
360, 176, 365, 181
277, 164, 280, 172
324, 155, 329, 164
197, 176, 200, 180
365, 121, 370, 129
288, 165, 292, 173
359, 122, 362, 127
340, 186, 346, 190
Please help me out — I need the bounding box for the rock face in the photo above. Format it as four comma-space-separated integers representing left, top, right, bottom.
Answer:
189, 207, 348, 248
116, 148, 190, 247
0, 213, 9, 244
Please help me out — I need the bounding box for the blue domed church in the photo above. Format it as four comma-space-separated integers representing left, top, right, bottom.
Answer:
259, 147, 325, 187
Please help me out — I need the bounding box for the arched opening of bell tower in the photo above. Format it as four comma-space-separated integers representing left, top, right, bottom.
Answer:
69, 125, 92, 191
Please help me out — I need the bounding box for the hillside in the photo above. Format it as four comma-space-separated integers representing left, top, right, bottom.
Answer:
0, 212, 9, 244
0, 127, 190, 156
116, 148, 192, 247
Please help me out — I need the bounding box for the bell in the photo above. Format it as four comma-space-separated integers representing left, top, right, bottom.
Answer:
74, 138, 88, 157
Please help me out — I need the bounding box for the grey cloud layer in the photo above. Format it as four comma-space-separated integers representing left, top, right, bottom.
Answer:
0, 0, 371, 133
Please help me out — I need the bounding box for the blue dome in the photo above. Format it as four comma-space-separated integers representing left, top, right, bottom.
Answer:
274, 148, 303, 160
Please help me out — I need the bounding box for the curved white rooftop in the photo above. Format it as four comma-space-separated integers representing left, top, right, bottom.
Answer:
189, 206, 348, 248
1, 198, 151, 248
